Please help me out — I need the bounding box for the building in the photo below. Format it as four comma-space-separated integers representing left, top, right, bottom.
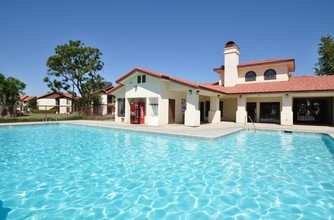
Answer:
93, 86, 115, 115
37, 92, 73, 114
110, 41, 334, 127
18, 95, 37, 112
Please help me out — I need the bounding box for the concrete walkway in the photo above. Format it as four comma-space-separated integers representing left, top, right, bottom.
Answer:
64, 120, 334, 139
1, 120, 333, 139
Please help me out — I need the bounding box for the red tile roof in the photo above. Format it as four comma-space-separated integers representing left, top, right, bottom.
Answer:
113, 67, 334, 95
38, 91, 73, 99
20, 95, 37, 101
116, 67, 198, 88
92, 86, 114, 94
199, 75, 334, 94
105, 84, 123, 94
214, 58, 295, 73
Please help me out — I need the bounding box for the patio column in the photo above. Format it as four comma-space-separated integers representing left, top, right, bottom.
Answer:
208, 95, 221, 123
184, 89, 200, 127
236, 95, 247, 123
281, 94, 293, 125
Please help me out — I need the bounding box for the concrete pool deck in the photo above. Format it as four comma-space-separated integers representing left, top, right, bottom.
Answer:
1, 120, 334, 139
65, 120, 334, 139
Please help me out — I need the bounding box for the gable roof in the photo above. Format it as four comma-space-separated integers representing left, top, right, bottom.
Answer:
20, 95, 37, 101
37, 91, 73, 99
199, 75, 334, 94
214, 58, 295, 74
92, 86, 114, 95
115, 67, 198, 88
106, 84, 123, 94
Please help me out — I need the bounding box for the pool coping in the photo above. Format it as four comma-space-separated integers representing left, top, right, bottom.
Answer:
1, 120, 333, 140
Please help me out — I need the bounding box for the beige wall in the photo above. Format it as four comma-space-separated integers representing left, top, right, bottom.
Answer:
222, 98, 237, 121
238, 64, 289, 84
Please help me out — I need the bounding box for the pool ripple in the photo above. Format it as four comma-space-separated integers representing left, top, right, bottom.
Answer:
1, 125, 334, 219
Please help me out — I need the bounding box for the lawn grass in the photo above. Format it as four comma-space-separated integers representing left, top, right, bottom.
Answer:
0, 112, 114, 123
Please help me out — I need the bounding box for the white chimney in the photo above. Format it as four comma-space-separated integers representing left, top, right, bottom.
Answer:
223, 41, 239, 87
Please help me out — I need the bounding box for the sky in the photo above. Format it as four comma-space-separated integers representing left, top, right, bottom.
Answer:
0, 0, 333, 96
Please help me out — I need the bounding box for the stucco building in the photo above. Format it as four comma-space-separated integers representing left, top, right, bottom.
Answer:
37, 91, 73, 114
110, 41, 334, 127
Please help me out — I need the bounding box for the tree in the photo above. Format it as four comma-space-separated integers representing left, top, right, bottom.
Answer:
44, 40, 104, 107
0, 73, 26, 116
27, 99, 37, 111
92, 93, 102, 106
314, 35, 334, 76
97, 80, 113, 90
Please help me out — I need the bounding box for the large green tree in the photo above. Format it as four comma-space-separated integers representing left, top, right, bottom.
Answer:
44, 40, 105, 106
0, 73, 26, 116
314, 35, 334, 76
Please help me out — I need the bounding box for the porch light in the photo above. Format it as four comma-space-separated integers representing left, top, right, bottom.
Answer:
217, 95, 220, 98
188, 90, 192, 95
239, 95, 242, 98
196, 90, 200, 95
135, 85, 138, 91
285, 94, 289, 98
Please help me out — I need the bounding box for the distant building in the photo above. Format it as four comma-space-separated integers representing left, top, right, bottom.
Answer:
37, 92, 73, 114
93, 86, 115, 115
18, 95, 37, 112
110, 41, 334, 126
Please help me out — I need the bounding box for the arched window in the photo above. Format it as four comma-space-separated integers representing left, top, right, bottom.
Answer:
245, 71, 256, 81
264, 69, 277, 80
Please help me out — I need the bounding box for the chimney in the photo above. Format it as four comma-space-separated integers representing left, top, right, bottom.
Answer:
223, 41, 239, 87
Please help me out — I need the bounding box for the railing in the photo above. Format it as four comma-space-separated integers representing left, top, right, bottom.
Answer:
42, 117, 58, 122
244, 115, 256, 130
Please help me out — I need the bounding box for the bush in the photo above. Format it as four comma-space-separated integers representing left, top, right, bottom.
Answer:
32, 109, 57, 114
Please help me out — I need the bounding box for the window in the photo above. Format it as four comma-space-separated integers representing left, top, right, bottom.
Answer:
260, 102, 280, 123
219, 101, 224, 118
107, 95, 114, 104
117, 98, 125, 117
137, 75, 146, 84
264, 69, 277, 80
205, 101, 210, 117
245, 71, 256, 81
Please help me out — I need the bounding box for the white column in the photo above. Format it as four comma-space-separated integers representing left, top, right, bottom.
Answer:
281, 94, 293, 125
184, 89, 200, 127
124, 97, 130, 123
208, 96, 221, 123
236, 95, 247, 123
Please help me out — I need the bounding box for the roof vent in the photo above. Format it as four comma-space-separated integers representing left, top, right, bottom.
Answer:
225, 41, 239, 49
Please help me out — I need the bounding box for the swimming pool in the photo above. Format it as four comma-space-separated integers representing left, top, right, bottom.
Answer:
0, 124, 333, 219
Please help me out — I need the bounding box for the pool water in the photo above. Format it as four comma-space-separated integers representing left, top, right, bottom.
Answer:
0, 124, 334, 219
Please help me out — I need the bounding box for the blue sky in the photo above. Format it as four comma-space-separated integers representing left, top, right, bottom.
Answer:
0, 0, 333, 96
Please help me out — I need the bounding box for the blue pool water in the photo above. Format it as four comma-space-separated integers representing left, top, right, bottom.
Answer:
0, 124, 334, 219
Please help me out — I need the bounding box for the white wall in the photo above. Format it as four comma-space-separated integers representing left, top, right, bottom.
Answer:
58, 98, 71, 114
115, 71, 194, 126
37, 98, 56, 110
224, 46, 239, 87
100, 94, 108, 115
